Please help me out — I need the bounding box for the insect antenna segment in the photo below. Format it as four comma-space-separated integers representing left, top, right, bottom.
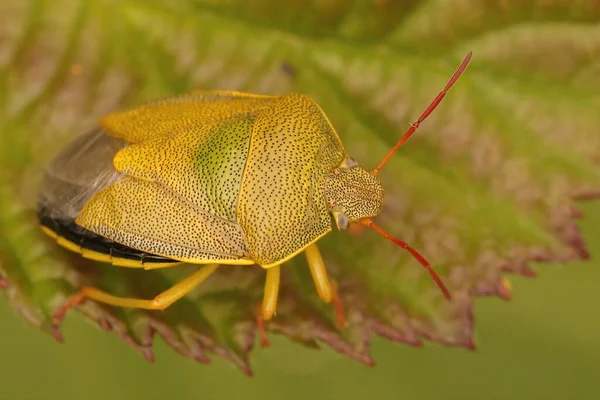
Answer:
363, 53, 473, 301
371, 52, 473, 176
361, 218, 452, 300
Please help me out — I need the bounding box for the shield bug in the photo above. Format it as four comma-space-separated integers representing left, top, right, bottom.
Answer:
38, 53, 472, 339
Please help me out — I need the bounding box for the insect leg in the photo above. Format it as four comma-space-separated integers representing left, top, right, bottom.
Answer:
262, 264, 281, 320
304, 243, 346, 328
255, 304, 270, 347
304, 243, 332, 303
256, 265, 281, 346
330, 280, 347, 329
52, 264, 219, 325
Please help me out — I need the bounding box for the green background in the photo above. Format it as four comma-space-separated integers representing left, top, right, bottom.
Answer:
2, 1, 600, 399
1, 204, 598, 399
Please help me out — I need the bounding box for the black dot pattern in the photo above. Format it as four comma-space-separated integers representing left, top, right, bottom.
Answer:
323, 165, 385, 221
113, 114, 262, 221
62, 91, 378, 267
37, 205, 181, 267
76, 177, 250, 263
100, 91, 277, 144
237, 93, 346, 267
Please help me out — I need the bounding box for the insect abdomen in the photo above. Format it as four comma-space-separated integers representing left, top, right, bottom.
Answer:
38, 206, 180, 268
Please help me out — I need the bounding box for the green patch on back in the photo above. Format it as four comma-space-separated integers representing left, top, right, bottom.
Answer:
112, 114, 261, 222
191, 116, 257, 221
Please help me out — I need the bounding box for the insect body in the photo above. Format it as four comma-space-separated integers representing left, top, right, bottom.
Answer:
38, 53, 472, 335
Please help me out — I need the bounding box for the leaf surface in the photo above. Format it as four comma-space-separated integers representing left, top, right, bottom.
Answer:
1, 0, 599, 374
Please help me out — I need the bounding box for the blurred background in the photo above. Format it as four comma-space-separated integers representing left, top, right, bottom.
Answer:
1, 206, 600, 400
2, 1, 600, 399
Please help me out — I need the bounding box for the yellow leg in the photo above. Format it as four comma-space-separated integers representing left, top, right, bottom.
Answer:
304, 243, 332, 303
53, 264, 219, 324
305, 243, 347, 328
262, 264, 281, 320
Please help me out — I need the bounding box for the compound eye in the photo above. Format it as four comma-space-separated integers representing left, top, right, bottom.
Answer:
342, 157, 359, 169
333, 212, 350, 231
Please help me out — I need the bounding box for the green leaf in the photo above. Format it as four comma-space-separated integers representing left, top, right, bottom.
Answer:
1, 0, 598, 374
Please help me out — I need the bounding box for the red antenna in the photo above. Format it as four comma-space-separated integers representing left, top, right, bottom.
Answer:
364, 53, 473, 300
361, 218, 452, 300
372, 52, 473, 177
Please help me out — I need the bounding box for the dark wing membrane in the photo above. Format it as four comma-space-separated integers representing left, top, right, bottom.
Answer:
37, 128, 179, 267
38, 128, 126, 220
37, 126, 252, 266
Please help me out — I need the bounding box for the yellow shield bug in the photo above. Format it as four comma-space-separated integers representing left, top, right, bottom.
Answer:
38, 53, 472, 342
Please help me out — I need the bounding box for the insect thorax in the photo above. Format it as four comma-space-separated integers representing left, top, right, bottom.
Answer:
324, 161, 384, 226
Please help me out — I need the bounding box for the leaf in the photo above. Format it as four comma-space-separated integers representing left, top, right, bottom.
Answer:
1, 0, 599, 374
